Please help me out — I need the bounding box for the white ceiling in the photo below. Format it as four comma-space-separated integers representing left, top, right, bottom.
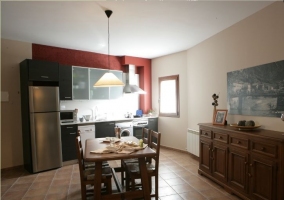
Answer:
1, 1, 273, 59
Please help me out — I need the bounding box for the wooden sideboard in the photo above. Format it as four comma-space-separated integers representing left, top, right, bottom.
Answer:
198, 123, 284, 200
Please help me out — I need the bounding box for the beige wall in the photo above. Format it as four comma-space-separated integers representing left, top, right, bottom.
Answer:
152, 2, 284, 151
152, 51, 188, 150
1, 39, 32, 169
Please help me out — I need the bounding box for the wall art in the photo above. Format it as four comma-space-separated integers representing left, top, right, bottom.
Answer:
227, 60, 284, 117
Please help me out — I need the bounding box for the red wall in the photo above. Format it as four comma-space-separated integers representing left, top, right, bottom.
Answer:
32, 44, 151, 113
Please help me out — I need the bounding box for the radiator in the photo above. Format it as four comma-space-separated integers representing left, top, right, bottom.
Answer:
187, 129, 200, 157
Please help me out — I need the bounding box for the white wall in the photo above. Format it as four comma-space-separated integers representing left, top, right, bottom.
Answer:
152, 51, 188, 151
152, 2, 284, 151
1, 39, 32, 168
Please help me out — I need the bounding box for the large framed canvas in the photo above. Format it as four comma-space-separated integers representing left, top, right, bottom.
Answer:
227, 60, 284, 117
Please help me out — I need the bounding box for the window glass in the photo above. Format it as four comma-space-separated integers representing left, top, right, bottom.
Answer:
159, 75, 180, 117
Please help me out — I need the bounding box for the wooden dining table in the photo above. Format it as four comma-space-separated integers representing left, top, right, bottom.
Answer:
84, 136, 156, 200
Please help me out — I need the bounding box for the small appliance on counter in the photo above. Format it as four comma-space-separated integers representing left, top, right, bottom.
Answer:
134, 109, 143, 118
60, 109, 77, 123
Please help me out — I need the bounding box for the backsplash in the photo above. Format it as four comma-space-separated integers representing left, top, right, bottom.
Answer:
60, 93, 139, 120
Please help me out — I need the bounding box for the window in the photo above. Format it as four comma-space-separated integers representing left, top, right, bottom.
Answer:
159, 75, 180, 117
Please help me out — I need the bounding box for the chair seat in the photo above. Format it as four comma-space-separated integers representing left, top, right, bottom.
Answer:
125, 162, 156, 174
84, 161, 109, 169
84, 166, 112, 181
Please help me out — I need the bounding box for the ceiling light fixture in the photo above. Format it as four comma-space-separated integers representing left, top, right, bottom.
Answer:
93, 10, 125, 87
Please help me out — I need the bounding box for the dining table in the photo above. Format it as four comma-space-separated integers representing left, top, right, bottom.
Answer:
84, 136, 156, 200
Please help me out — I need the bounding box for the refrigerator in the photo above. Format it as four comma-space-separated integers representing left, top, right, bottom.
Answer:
29, 86, 62, 173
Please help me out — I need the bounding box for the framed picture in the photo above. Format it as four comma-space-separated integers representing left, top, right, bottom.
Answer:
213, 109, 228, 125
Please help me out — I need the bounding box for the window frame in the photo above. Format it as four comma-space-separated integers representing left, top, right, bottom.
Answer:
158, 75, 180, 118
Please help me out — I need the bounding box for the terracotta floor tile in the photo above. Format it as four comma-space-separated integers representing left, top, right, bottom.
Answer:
159, 172, 179, 180
1, 178, 18, 186
24, 187, 49, 197
22, 195, 46, 200
9, 182, 32, 191
171, 184, 196, 193
159, 194, 183, 200
164, 177, 187, 186
1, 190, 27, 200
45, 193, 68, 200
158, 186, 177, 196
30, 180, 52, 189
34, 174, 54, 182
179, 190, 207, 200
48, 185, 69, 194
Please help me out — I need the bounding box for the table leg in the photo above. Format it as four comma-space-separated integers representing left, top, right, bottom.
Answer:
138, 157, 151, 200
94, 161, 102, 199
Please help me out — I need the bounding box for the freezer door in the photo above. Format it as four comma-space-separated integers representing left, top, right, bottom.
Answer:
30, 112, 62, 172
29, 86, 59, 112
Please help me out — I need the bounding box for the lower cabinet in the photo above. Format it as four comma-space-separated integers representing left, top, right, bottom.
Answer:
61, 124, 77, 161
198, 123, 284, 200
95, 122, 115, 138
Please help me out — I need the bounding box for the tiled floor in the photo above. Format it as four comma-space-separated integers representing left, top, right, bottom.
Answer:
1, 147, 242, 200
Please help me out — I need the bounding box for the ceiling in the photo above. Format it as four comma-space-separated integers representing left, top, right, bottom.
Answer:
1, 1, 273, 59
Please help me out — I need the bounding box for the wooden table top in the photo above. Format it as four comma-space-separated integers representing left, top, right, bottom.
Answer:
84, 136, 156, 162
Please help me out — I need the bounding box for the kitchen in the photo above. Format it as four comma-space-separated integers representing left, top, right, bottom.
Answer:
2, 1, 284, 200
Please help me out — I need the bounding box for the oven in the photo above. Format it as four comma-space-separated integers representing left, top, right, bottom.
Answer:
132, 119, 148, 139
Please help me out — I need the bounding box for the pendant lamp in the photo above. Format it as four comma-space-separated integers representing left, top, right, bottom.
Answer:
94, 10, 125, 87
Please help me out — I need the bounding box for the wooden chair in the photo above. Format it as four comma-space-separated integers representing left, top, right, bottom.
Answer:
77, 130, 109, 168
120, 127, 150, 186
125, 130, 161, 200
75, 136, 112, 199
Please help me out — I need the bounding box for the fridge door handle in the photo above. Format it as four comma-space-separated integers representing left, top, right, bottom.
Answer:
30, 113, 38, 172
29, 87, 34, 113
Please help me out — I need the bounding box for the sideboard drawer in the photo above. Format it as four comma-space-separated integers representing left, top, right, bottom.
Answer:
251, 141, 278, 158
213, 132, 228, 144
200, 129, 212, 139
230, 136, 249, 150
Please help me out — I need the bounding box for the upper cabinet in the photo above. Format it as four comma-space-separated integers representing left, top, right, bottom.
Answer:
59, 65, 72, 100
72, 67, 89, 100
89, 68, 109, 99
109, 70, 123, 99
21, 59, 59, 81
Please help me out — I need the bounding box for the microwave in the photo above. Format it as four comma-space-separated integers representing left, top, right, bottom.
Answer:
60, 110, 77, 122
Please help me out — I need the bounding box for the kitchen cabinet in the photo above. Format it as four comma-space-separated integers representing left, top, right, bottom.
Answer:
89, 69, 123, 99
21, 59, 59, 81
198, 123, 284, 200
95, 122, 115, 138
72, 66, 89, 100
148, 118, 158, 132
59, 65, 72, 100
61, 124, 77, 161
89, 68, 109, 99
109, 70, 123, 99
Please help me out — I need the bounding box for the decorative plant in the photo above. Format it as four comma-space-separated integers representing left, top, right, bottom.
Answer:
148, 109, 155, 114
212, 93, 219, 123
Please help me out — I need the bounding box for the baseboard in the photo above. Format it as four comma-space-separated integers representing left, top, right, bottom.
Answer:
161, 145, 199, 161
1, 165, 24, 173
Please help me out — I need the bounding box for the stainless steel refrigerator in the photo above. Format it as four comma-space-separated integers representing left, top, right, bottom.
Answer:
29, 86, 62, 172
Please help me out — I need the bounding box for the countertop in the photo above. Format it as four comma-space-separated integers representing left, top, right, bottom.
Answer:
60, 116, 158, 126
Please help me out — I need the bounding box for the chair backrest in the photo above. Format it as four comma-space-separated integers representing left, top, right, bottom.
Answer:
149, 130, 161, 168
75, 136, 86, 180
77, 130, 83, 148
142, 127, 150, 144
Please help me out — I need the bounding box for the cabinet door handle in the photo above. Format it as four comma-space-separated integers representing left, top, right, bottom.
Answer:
65, 97, 71, 99
66, 127, 74, 129
41, 76, 49, 78
70, 132, 76, 134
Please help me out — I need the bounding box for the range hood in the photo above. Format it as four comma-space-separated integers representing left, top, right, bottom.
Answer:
123, 65, 146, 94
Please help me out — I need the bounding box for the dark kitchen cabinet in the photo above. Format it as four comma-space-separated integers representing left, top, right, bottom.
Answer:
59, 65, 73, 100
148, 118, 158, 132
61, 124, 77, 161
95, 122, 115, 138
21, 59, 59, 81
198, 123, 284, 200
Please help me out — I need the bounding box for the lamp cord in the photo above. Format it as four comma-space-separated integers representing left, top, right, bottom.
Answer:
108, 17, 110, 71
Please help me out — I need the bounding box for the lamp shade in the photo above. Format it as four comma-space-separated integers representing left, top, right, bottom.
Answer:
93, 72, 125, 87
